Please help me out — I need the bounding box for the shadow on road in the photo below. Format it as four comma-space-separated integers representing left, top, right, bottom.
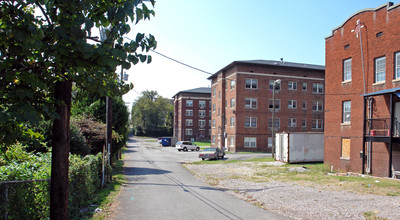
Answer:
123, 167, 171, 176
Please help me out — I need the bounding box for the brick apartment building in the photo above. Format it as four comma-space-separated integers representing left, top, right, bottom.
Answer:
208, 60, 325, 152
325, 2, 400, 177
173, 87, 211, 142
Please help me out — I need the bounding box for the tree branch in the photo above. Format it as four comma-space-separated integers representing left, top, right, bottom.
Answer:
35, 2, 53, 27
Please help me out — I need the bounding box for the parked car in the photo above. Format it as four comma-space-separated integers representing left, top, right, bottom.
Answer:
175, 141, 200, 151
198, 148, 225, 160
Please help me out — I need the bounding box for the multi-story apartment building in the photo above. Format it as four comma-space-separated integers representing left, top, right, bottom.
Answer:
173, 87, 211, 142
325, 2, 400, 178
208, 60, 325, 152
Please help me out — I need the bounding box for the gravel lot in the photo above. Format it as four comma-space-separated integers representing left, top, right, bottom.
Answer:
185, 162, 400, 220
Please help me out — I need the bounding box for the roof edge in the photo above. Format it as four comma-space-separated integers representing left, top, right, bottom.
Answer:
325, 2, 398, 40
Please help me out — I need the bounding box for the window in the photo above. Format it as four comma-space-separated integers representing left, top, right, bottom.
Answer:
312, 119, 323, 129
288, 81, 297, 90
209, 110, 211, 116
199, 100, 206, 108
230, 98, 235, 108
218, 108, 220, 116
343, 58, 352, 81
269, 80, 281, 90
218, 91, 221, 100
212, 136, 216, 144
341, 138, 350, 159
185, 129, 193, 135
209, 120, 211, 127
245, 98, 257, 109
302, 82, 307, 91
186, 100, 193, 107
288, 100, 297, 109
312, 83, 323, 94
212, 103, 216, 112
302, 119, 306, 127
199, 110, 206, 117
212, 87, 216, 97
245, 117, 257, 128
230, 80, 236, 90
343, 101, 351, 123
186, 110, 193, 116
288, 118, 297, 127
199, 120, 205, 127
245, 78, 258, 89
244, 137, 256, 148
312, 101, 323, 112
230, 117, 235, 127
212, 119, 216, 128
229, 137, 234, 147
375, 57, 386, 83
268, 118, 280, 128
186, 119, 193, 126
302, 101, 307, 109
268, 99, 281, 110
396, 52, 400, 79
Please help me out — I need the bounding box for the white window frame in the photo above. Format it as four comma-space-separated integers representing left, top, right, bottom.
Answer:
245, 98, 258, 109
268, 118, 280, 128
312, 101, 323, 112
230, 117, 235, 127
212, 103, 216, 112
302, 101, 307, 109
288, 81, 297, 90
288, 100, 297, 109
199, 100, 206, 108
212, 87, 216, 97
343, 101, 351, 123
186, 109, 193, 116
185, 129, 193, 135
245, 117, 257, 128
199, 110, 206, 118
396, 52, 400, 79
229, 136, 235, 147
288, 118, 297, 127
212, 119, 216, 128
245, 78, 258, 89
186, 119, 193, 126
302, 119, 307, 128
312, 83, 323, 94
230, 98, 235, 108
302, 82, 307, 91
375, 56, 386, 83
269, 80, 281, 91
343, 58, 352, 82
199, 120, 205, 128
230, 80, 236, 90
312, 119, 323, 129
186, 100, 193, 107
244, 137, 257, 148
268, 99, 281, 110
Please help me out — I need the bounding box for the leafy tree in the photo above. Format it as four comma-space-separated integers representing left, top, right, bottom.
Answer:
0, 0, 156, 218
131, 90, 173, 137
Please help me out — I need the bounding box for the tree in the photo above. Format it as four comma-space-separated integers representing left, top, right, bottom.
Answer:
131, 90, 173, 137
0, 1, 156, 218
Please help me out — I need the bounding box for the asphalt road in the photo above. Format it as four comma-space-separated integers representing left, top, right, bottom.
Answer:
111, 137, 288, 220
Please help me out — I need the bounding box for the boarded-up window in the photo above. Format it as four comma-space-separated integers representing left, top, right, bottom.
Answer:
341, 138, 351, 159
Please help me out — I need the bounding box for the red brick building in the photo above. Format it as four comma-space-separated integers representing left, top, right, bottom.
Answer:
208, 60, 325, 152
325, 2, 400, 177
173, 87, 211, 142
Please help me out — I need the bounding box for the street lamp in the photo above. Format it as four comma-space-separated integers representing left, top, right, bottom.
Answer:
271, 79, 281, 159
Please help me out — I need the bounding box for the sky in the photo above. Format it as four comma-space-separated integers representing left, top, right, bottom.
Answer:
122, 0, 399, 107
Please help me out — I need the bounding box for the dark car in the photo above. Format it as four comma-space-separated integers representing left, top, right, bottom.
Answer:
198, 148, 225, 160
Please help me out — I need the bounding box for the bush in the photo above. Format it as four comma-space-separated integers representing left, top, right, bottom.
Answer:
70, 118, 90, 156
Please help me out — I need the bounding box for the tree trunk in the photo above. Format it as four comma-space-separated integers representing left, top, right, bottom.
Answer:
50, 80, 72, 220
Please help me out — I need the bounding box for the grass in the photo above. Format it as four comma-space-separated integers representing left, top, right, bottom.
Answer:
363, 211, 388, 220
193, 141, 211, 147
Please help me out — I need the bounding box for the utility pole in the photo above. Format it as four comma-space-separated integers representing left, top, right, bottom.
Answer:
271, 79, 281, 159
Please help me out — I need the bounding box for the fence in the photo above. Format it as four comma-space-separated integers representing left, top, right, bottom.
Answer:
0, 179, 50, 220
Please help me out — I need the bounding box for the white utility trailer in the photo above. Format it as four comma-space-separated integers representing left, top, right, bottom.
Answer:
275, 132, 324, 163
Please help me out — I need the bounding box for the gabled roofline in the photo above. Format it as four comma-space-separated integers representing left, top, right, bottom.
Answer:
325, 2, 400, 40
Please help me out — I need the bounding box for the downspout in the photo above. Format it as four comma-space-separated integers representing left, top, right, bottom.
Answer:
362, 97, 367, 174
389, 93, 394, 178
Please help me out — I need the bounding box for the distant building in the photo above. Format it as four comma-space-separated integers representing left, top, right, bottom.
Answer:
208, 60, 325, 152
325, 2, 400, 178
173, 87, 211, 142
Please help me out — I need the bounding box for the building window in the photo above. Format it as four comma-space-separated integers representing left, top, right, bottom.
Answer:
186, 110, 193, 116
185, 129, 193, 135
288, 118, 297, 127
199, 100, 206, 108
312, 101, 323, 112
312, 119, 323, 129
229, 136, 235, 147
231, 80, 236, 90
288, 100, 297, 109
209, 120, 211, 127
396, 52, 400, 79
218, 108, 220, 116
268, 99, 281, 110
245, 78, 258, 89
212, 103, 216, 112
186, 100, 193, 107
199, 110, 206, 118
302, 119, 306, 127
375, 57, 386, 83
230, 117, 235, 127
209, 110, 211, 116
312, 83, 323, 94
343, 58, 352, 81
343, 101, 351, 123
218, 91, 221, 100
302, 101, 307, 109
288, 81, 297, 90
269, 80, 281, 90
212, 119, 216, 128
212, 87, 216, 97
245, 98, 257, 109
268, 118, 280, 128
244, 137, 257, 148
230, 98, 235, 108
199, 120, 205, 128
212, 136, 216, 144
186, 119, 193, 126
302, 82, 307, 91
341, 138, 351, 159
245, 117, 257, 128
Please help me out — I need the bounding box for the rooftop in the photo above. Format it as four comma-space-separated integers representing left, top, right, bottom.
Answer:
172, 87, 211, 98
